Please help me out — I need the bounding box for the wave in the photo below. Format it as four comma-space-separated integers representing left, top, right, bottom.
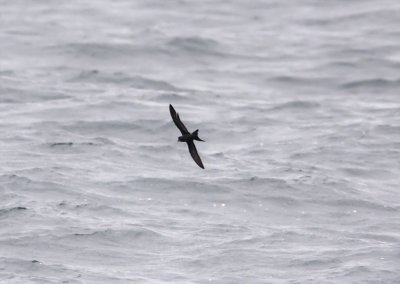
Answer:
270, 100, 320, 111
149, 92, 192, 103
69, 70, 180, 91
48, 42, 139, 59
46, 137, 116, 148
320, 198, 399, 212
166, 36, 222, 56
341, 78, 400, 89
0, 206, 27, 217
62, 120, 157, 135
268, 75, 333, 87
304, 7, 397, 28
0, 87, 71, 104
108, 177, 229, 195
137, 144, 175, 152
373, 124, 400, 136
0, 174, 83, 199
65, 227, 171, 247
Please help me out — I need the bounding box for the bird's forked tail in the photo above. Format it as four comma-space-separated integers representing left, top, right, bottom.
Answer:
192, 129, 205, 142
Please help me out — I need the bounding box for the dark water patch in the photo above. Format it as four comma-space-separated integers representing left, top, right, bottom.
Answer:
268, 75, 334, 88
330, 47, 388, 62
233, 115, 277, 126
210, 152, 225, 157
184, 247, 271, 277
67, 227, 171, 248
39, 141, 104, 155
50, 42, 136, 59
304, 7, 398, 27
288, 254, 343, 270
91, 137, 117, 145
0, 206, 27, 217
169, 206, 220, 219
135, 119, 168, 129
362, 106, 400, 117
108, 177, 230, 195
0, 256, 85, 283
372, 124, 400, 136
195, 224, 251, 238
57, 200, 130, 217
340, 265, 373, 278
348, 232, 400, 243
128, 76, 180, 91
49, 142, 74, 147
0, 174, 32, 185
242, 146, 274, 157
219, 235, 270, 249
36, 137, 115, 153
267, 229, 323, 245
339, 166, 396, 180
48, 141, 99, 148
150, 92, 191, 103
69, 69, 180, 91
258, 195, 300, 207
166, 36, 222, 56
62, 120, 146, 135
77, 204, 130, 217
341, 78, 400, 90
231, 103, 270, 113
322, 198, 398, 213
0, 70, 14, 76
0, 174, 82, 199
317, 60, 357, 71
270, 100, 320, 111
226, 176, 300, 204
138, 144, 175, 152
229, 176, 290, 188
0, 87, 71, 103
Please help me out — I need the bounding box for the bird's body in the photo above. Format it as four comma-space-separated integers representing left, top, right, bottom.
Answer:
178, 133, 193, 142
169, 104, 205, 169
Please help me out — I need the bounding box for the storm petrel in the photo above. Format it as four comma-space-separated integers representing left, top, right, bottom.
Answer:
169, 104, 205, 169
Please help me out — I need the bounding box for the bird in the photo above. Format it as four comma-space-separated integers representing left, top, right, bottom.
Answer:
169, 104, 205, 169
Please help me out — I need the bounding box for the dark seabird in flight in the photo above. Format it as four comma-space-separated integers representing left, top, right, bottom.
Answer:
169, 104, 205, 169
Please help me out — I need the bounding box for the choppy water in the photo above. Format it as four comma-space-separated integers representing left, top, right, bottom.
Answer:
1, 1, 400, 283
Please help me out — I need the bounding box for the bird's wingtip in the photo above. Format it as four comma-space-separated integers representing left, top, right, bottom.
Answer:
169, 104, 175, 113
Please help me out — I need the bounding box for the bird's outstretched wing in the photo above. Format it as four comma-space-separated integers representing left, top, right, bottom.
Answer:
187, 141, 204, 169
169, 104, 189, 135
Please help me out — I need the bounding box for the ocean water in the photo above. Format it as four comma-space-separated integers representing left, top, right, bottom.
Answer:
1, 0, 400, 283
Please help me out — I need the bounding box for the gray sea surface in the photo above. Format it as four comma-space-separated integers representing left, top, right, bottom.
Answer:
1, 1, 400, 283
